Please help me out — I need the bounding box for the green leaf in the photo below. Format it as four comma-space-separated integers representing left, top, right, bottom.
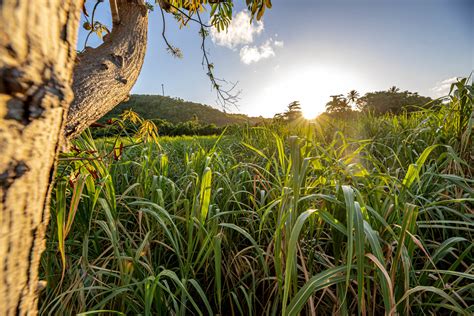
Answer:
286, 266, 348, 316
402, 144, 439, 188
282, 209, 317, 315
199, 167, 212, 223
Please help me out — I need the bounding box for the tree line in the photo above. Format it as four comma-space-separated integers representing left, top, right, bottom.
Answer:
274, 86, 436, 122
92, 115, 227, 138
326, 86, 435, 114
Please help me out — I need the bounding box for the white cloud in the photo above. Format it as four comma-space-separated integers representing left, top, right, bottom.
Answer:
210, 11, 284, 64
432, 77, 458, 97
240, 40, 275, 64
239, 39, 284, 64
210, 11, 264, 49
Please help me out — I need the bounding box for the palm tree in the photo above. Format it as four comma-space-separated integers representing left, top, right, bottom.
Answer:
273, 112, 285, 122
347, 90, 360, 107
388, 86, 400, 93
285, 101, 303, 121
326, 95, 351, 113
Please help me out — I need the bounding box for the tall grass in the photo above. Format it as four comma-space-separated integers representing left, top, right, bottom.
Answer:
40, 79, 473, 315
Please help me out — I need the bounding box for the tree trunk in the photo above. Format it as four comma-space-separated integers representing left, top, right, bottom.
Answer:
0, 0, 82, 314
65, 0, 148, 139
1, 0, 149, 313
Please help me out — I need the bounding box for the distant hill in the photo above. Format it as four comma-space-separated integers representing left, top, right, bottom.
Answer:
101, 94, 266, 126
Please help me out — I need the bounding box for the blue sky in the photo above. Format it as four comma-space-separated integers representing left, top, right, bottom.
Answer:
79, 0, 473, 118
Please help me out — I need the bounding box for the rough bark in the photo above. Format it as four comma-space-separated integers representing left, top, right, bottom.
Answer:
0, 0, 82, 314
65, 0, 148, 139
0, 0, 149, 313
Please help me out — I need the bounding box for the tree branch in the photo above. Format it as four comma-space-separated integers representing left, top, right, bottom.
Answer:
196, 11, 240, 109
65, 0, 148, 139
159, 3, 183, 58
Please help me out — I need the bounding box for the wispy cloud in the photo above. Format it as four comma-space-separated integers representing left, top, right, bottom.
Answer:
432, 77, 458, 97
210, 11, 264, 49
210, 10, 284, 64
239, 39, 283, 64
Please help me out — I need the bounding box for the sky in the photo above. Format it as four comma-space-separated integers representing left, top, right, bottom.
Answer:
79, 0, 473, 118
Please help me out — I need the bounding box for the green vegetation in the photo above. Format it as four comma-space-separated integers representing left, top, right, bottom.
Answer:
94, 94, 268, 137
92, 115, 227, 138
40, 79, 473, 315
102, 94, 267, 126
321, 88, 435, 115
99, 89, 434, 138
358, 88, 435, 114
274, 101, 304, 122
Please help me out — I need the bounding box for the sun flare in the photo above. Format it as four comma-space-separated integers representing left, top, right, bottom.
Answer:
302, 108, 318, 120
246, 64, 371, 119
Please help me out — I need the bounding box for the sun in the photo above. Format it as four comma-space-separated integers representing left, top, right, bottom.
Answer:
301, 106, 323, 120
244, 64, 371, 119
